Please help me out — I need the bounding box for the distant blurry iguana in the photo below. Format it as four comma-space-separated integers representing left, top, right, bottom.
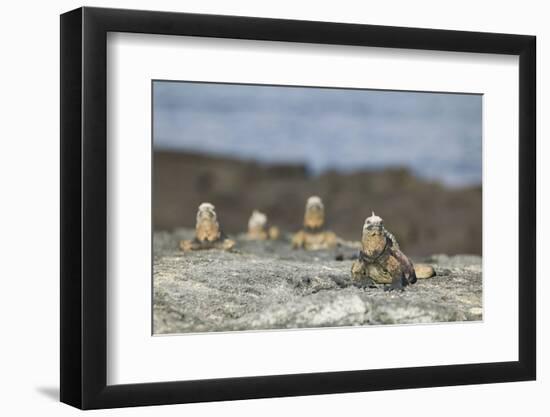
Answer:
246, 210, 280, 240
179, 203, 235, 251
292, 196, 338, 250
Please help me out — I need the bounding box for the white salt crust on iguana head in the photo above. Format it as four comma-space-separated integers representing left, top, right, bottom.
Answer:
306, 196, 324, 210
196, 202, 217, 222
363, 211, 384, 231
248, 210, 267, 230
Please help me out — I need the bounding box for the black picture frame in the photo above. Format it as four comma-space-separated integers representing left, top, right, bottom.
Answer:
60, 6, 536, 410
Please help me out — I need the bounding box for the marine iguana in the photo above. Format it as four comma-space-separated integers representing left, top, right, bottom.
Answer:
179, 203, 235, 251
351, 212, 435, 291
246, 210, 280, 240
291, 196, 338, 250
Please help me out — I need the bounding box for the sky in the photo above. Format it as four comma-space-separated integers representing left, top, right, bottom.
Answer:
153, 81, 482, 187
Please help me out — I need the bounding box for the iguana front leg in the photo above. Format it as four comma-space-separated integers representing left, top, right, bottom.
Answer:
351, 260, 377, 288
384, 273, 409, 292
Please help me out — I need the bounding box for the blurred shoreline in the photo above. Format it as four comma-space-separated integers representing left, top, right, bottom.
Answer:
153, 151, 482, 256
154, 81, 482, 188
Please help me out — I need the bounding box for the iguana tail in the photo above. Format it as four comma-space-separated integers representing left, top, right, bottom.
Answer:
414, 263, 436, 279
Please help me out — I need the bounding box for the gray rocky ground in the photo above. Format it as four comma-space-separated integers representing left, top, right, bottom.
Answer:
153, 229, 482, 334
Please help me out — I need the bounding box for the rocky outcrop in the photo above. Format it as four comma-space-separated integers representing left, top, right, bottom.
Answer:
153, 229, 482, 334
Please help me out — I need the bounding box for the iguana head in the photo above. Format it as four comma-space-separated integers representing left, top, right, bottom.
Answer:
248, 209, 268, 237
196, 202, 217, 222
304, 196, 325, 229
363, 211, 384, 233
195, 202, 221, 242
248, 210, 267, 231
362, 212, 387, 255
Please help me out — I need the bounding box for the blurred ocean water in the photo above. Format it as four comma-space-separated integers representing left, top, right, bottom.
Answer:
153, 81, 482, 188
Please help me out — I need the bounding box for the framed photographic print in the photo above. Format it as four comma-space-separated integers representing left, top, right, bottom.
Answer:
60, 6, 536, 409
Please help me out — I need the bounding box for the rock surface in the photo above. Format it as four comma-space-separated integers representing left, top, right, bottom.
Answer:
153, 229, 482, 334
